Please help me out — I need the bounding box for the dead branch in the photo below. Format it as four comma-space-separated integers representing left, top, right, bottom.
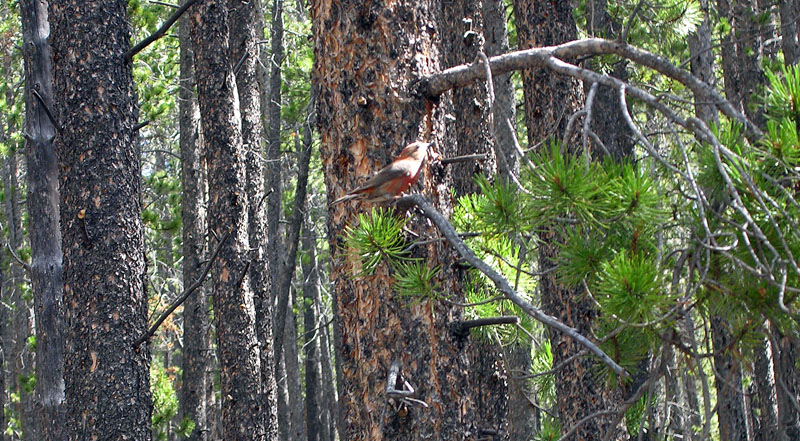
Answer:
399, 194, 627, 376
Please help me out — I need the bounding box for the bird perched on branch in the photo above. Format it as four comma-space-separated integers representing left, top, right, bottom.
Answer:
331, 141, 431, 205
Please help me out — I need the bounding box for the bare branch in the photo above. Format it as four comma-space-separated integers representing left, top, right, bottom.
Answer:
399, 194, 627, 376
133, 231, 230, 348
125, 0, 199, 60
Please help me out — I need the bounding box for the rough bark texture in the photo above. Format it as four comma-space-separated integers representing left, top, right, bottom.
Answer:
772, 326, 800, 440
752, 331, 779, 441
688, 0, 718, 124
228, 0, 279, 438
512, 1, 625, 439
717, 0, 767, 127
189, 1, 266, 439
710, 317, 750, 441
49, 1, 152, 439
178, 13, 212, 441
585, 0, 632, 159
21, 1, 65, 439
441, 0, 497, 197
312, 0, 485, 439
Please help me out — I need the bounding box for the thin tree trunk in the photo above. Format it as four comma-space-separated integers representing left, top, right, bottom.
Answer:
711, 316, 750, 441
303, 220, 323, 441
177, 10, 211, 441
50, 0, 153, 438
287, 289, 306, 441
190, 1, 266, 438
20, 1, 64, 439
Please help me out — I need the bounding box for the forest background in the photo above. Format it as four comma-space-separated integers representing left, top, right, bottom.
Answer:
1, 0, 800, 440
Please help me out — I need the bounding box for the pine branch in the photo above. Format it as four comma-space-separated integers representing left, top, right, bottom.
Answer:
399, 194, 627, 376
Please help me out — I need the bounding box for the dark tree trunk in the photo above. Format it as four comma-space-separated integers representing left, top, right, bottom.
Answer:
20, 1, 65, 439
177, 12, 212, 441
302, 221, 323, 441
771, 326, 800, 440
313, 0, 488, 439
49, 0, 152, 439
189, 1, 266, 439
717, 0, 767, 127
441, 0, 496, 197
752, 331, 780, 441
710, 316, 750, 441
228, 0, 280, 438
287, 290, 306, 441
780, 0, 800, 65
585, 0, 633, 159
512, 0, 625, 439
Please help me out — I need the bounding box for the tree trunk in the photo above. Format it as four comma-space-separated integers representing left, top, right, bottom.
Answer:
177, 11, 212, 441
441, 0, 496, 197
302, 221, 323, 441
286, 289, 306, 441
710, 316, 750, 441
780, 0, 800, 65
50, 0, 152, 438
484, 0, 519, 179
512, 0, 625, 439
20, 1, 65, 439
189, 1, 266, 439
228, 0, 280, 438
313, 0, 491, 439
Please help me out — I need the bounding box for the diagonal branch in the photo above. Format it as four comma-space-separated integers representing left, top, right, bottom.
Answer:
125, 0, 199, 60
399, 194, 626, 376
133, 231, 230, 348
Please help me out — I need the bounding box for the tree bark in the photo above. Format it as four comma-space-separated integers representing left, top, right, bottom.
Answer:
312, 0, 487, 439
228, 0, 280, 437
50, 0, 153, 438
20, 0, 65, 439
177, 11, 212, 441
189, 1, 266, 439
780, 0, 800, 65
512, 0, 625, 439
711, 317, 750, 441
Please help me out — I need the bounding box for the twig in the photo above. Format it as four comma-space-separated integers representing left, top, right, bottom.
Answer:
440, 153, 490, 165
451, 316, 519, 337
6, 243, 31, 274
399, 194, 626, 376
133, 231, 230, 348
125, 0, 200, 60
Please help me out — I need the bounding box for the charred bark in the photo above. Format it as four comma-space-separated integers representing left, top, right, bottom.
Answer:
189, 1, 266, 439
50, 0, 152, 439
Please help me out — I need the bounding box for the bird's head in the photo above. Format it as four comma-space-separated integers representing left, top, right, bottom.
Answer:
397, 141, 431, 161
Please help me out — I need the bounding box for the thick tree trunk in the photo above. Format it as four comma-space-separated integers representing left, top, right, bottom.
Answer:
50, 0, 152, 439
20, 1, 65, 439
441, 0, 496, 197
512, 0, 624, 439
312, 0, 487, 439
177, 12, 212, 441
228, 0, 279, 438
585, 0, 632, 159
189, 1, 266, 439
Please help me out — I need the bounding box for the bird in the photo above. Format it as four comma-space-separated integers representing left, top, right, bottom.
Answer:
331, 141, 431, 205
